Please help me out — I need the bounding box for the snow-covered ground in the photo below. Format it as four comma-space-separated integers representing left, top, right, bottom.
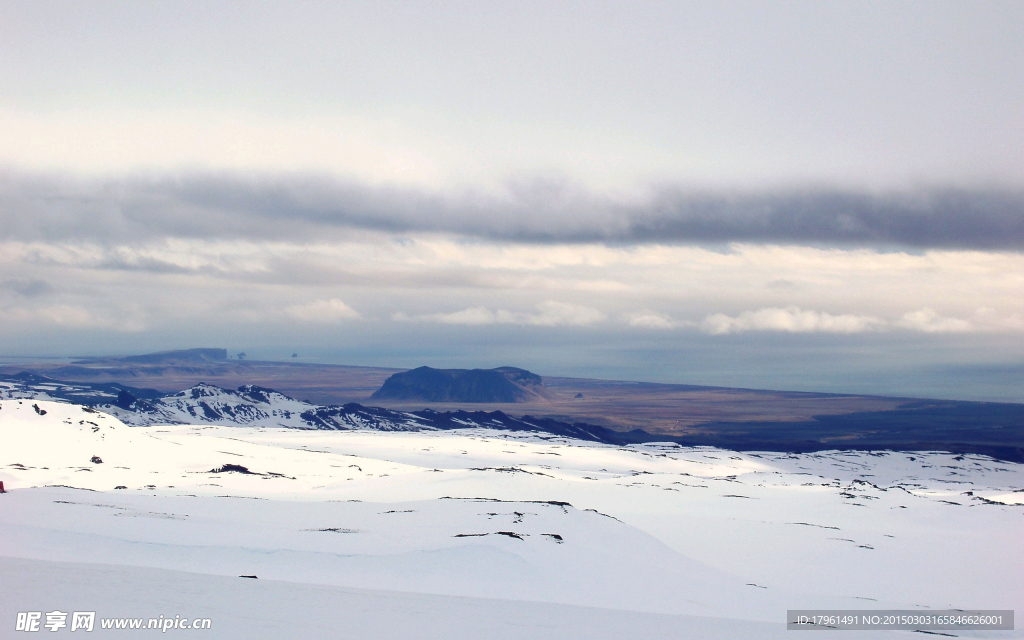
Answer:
2, 399, 1021, 638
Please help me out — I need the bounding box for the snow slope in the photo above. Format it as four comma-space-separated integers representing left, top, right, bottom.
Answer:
1, 400, 1022, 638
2, 556, 794, 640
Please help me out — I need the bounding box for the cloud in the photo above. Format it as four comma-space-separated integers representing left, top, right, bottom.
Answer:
285, 298, 361, 323
702, 307, 885, 335
766, 279, 799, 290
897, 308, 973, 333
398, 301, 606, 327
701, 307, 1024, 335
408, 307, 517, 326
2, 278, 52, 297
529, 301, 607, 327
634, 188, 1024, 250
26, 304, 95, 327
0, 303, 147, 332
2, 170, 1024, 249
971, 308, 1024, 333
627, 312, 679, 330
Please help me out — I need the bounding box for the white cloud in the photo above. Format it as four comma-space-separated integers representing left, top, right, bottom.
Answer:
0, 303, 148, 332
897, 308, 973, 333
627, 312, 679, 330
898, 308, 1024, 334
11, 304, 96, 328
399, 301, 605, 327
702, 307, 884, 335
285, 298, 361, 323
529, 301, 606, 327
414, 307, 517, 326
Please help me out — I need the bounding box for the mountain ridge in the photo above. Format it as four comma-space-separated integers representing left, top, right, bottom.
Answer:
0, 374, 622, 444
4, 372, 1023, 462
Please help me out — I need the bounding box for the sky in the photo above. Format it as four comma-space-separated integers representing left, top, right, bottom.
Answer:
2, 1, 1023, 401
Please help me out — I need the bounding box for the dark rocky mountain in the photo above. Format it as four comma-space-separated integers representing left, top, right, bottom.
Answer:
301, 404, 623, 442
371, 366, 548, 403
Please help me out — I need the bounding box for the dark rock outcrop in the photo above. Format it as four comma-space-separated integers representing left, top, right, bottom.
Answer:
371, 366, 547, 403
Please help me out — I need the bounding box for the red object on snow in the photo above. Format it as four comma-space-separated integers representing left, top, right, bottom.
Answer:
0, 481, 5, 493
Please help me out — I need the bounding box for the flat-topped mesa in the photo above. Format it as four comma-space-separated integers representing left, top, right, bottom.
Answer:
370, 366, 548, 403
111, 348, 228, 364
70, 348, 229, 366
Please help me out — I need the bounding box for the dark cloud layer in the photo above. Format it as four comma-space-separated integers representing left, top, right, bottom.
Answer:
2, 170, 1022, 249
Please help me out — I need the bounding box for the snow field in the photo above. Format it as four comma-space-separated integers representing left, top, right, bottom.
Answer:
2, 400, 1022, 637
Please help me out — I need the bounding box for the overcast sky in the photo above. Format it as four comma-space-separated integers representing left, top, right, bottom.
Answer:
2, 1, 1023, 401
